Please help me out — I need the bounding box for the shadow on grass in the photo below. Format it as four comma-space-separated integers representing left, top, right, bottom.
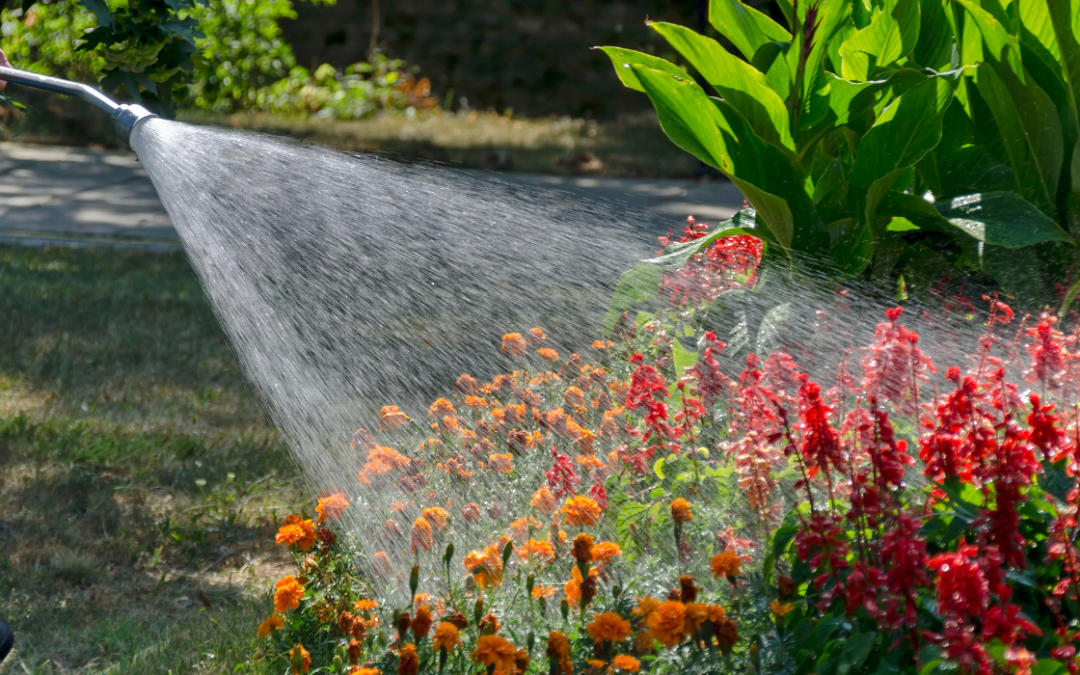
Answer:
0, 244, 301, 673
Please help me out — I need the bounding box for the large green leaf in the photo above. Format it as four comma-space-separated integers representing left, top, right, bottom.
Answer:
787, 0, 852, 110
603, 262, 664, 333
879, 190, 1072, 248
955, 0, 1025, 80
1046, 0, 1080, 233
709, 0, 792, 62
596, 47, 689, 93
644, 210, 760, 269
914, 0, 955, 70
850, 72, 957, 187
828, 217, 875, 275
631, 65, 825, 253
839, 0, 921, 81
805, 69, 925, 130
649, 22, 795, 150
974, 62, 1063, 217
937, 191, 1073, 246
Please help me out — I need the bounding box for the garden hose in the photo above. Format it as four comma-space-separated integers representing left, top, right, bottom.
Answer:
0, 66, 156, 144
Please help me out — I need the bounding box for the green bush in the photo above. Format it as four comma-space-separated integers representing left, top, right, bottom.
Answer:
0, 0, 435, 119
601, 0, 1080, 306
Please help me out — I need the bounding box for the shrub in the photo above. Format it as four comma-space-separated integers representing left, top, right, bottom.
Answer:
1, 0, 436, 118
255, 222, 1080, 674
600, 0, 1080, 306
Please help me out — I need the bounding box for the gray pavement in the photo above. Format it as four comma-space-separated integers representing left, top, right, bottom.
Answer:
0, 141, 745, 249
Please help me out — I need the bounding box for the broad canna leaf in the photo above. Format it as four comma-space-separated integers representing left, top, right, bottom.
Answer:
648, 21, 794, 151
708, 0, 792, 62
1046, 0, 1080, 233
913, 0, 954, 70
631, 65, 825, 253
838, 0, 920, 81
787, 0, 852, 109
974, 62, 1063, 218
850, 72, 957, 188
595, 47, 689, 93
955, 0, 1025, 81
878, 190, 1072, 248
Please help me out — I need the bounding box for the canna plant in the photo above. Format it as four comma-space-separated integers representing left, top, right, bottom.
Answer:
599, 0, 1080, 309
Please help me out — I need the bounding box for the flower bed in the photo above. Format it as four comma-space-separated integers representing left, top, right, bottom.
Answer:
254, 224, 1080, 675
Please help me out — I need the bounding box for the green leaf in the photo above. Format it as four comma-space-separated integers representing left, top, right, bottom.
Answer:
1031, 660, 1068, 675
78, 0, 114, 26
839, 0, 920, 81
603, 262, 664, 333
649, 21, 794, 150
955, 0, 1025, 81
672, 338, 698, 378
653, 457, 666, 480
756, 302, 791, 355
914, 0, 955, 70
631, 65, 825, 253
936, 192, 1073, 247
974, 62, 1063, 216
708, 0, 792, 62
837, 633, 876, 675
596, 47, 688, 93
1046, 0, 1080, 233
645, 209, 759, 269
790, 0, 852, 104
828, 218, 874, 275
851, 72, 957, 187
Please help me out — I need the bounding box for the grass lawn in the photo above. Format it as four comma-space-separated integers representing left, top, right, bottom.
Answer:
0, 244, 302, 674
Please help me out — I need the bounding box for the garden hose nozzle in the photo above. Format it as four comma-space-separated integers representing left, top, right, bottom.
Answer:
0, 65, 156, 144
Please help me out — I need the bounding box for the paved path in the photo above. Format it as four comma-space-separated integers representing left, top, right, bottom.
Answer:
0, 141, 745, 249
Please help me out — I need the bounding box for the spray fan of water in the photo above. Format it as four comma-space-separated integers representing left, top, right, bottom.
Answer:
131, 118, 1003, 602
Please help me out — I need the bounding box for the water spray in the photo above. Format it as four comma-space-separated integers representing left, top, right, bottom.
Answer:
0, 65, 156, 143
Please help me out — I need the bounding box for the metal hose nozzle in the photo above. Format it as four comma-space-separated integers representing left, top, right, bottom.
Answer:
0, 65, 157, 143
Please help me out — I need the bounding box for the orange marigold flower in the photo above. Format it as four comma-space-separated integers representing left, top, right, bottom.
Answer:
592, 340, 613, 350
576, 455, 604, 470
716, 619, 738, 649
380, 405, 410, 431
488, 453, 514, 473
591, 541, 622, 563
538, 347, 560, 361
532, 584, 558, 599
587, 660, 607, 671
546, 631, 572, 675
587, 612, 633, 642
528, 327, 548, 345
633, 595, 660, 619
532, 487, 557, 515
514, 648, 530, 674
465, 395, 489, 408
707, 604, 727, 623
502, 333, 527, 357
684, 602, 708, 635
257, 614, 284, 637
274, 576, 305, 612
472, 635, 517, 675
510, 517, 541, 541
518, 539, 556, 564
710, 551, 742, 579
464, 544, 505, 588
457, 374, 480, 396
372, 552, 393, 576
391, 501, 411, 513
433, 622, 461, 652
770, 599, 794, 618
572, 533, 594, 565
612, 655, 641, 673
563, 386, 585, 407
315, 493, 350, 523
354, 599, 378, 613
670, 498, 692, 524
564, 564, 598, 607
561, 495, 603, 527
350, 669, 380, 675
276, 515, 317, 551
411, 518, 434, 554
289, 644, 311, 675
398, 643, 419, 675
412, 605, 433, 639
347, 639, 363, 663
429, 398, 457, 418
646, 601, 686, 648
462, 502, 481, 522
422, 507, 450, 530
